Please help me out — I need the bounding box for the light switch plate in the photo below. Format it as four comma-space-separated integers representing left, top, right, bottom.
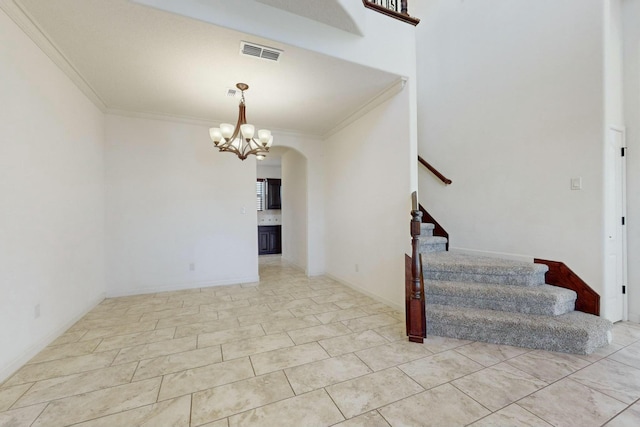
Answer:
571, 177, 582, 190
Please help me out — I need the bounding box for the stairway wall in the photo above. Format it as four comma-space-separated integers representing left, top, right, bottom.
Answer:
414, 0, 606, 301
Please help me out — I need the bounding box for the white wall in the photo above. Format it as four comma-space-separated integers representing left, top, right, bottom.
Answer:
281, 149, 308, 271
105, 115, 258, 296
256, 164, 281, 179
414, 0, 606, 297
324, 89, 411, 309
606, 0, 625, 127
623, 0, 640, 322
273, 133, 326, 276
0, 10, 105, 381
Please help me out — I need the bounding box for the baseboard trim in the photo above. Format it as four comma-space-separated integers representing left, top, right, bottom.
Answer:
0, 292, 106, 383
325, 274, 403, 313
628, 312, 640, 324
280, 256, 308, 275
105, 276, 260, 298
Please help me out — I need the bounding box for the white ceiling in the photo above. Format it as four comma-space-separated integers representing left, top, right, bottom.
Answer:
252, 0, 361, 35
12, 0, 400, 136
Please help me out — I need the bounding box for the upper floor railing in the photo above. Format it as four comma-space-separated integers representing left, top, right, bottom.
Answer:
362, 0, 420, 26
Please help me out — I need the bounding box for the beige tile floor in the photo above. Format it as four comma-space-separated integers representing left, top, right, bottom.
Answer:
2, 256, 640, 426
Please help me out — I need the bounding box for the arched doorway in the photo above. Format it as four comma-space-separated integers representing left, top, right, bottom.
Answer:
256, 146, 309, 274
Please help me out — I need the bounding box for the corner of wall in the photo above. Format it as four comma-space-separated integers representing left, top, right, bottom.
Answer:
0, 293, 104, 383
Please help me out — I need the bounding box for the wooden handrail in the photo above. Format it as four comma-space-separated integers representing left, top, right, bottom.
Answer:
418, 156, 452, 185
362, 0, 420, 26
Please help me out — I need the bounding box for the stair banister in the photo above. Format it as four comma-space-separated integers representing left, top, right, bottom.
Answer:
418, 155, 452, 185
406, 191, 426, 343
362, 0, 420, 26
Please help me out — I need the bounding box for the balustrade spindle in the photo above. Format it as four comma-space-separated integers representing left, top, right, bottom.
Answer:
362, 0, 420, 25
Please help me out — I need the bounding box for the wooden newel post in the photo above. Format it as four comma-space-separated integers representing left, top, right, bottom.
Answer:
411, 208, 423, 300
406, 192, 426, 343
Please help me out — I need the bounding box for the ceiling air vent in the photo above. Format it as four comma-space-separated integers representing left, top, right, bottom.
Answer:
240, 41, 283, 62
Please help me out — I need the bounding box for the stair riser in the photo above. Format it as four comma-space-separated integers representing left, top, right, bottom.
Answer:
427, 295, 575, 316
416, 223, 612, 355
427, 321, 609, 355
419, 242, 447, 253
420, 224, 434, 237
424, 271, 547, 287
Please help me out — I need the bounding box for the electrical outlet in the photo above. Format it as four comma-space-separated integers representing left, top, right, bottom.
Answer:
355, 264, 359, 273
34, 304, 41, 319
189, 263, 195, 271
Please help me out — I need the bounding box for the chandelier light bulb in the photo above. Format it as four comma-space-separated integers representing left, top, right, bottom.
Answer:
240, 124, 255, 140
258, 129, 271, 145
209, 128, 222, 144
220, 123, 234, 139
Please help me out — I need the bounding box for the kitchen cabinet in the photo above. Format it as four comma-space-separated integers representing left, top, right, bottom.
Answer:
258, 225, 281, 255
266, 179, 281, 210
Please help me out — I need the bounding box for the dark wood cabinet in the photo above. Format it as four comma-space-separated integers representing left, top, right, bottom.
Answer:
266, 179, 281, 210
258, 225, 281, 255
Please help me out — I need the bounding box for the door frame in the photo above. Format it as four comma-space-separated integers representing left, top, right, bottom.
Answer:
607, 125, 628, 321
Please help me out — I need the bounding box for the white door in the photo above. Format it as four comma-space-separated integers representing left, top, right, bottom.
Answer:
603, 127, 627, 322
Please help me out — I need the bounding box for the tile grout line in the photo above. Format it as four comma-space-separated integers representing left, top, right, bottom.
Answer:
323, 386, 348, 423
3, 259, 640, 426
28, 401, 50, 427
600, 396, 640, 426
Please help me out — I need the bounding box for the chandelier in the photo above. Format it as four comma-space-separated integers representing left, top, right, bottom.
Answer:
209, 83, 273, 161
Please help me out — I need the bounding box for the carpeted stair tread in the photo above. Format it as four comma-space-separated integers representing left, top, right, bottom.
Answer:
427, 280, 576, 315
419, 236, 448, 244
423, 252, 548, 286
426, 304, 612, 354
415, 222, 611, 354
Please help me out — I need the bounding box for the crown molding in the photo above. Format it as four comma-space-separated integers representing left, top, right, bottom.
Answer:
0, 0, 107, 111
323, 77, 407, 139
105, 108, 324, 141
105, 108, 216, 128
1, 0, 400, 143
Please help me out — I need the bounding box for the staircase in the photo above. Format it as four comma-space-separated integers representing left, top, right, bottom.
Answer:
418, 223, 613, 355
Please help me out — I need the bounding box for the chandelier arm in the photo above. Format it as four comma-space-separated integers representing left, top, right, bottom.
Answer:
230, 102, 249, 157
243, 139, 269, 158
218, 102, 245, 155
